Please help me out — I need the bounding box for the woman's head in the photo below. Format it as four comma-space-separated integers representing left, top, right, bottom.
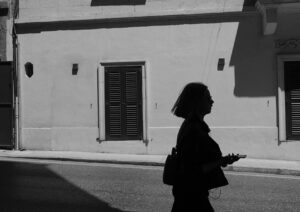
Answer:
171, 82, 214, 119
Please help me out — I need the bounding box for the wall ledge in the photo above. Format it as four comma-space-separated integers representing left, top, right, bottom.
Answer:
15, 7, 258, 25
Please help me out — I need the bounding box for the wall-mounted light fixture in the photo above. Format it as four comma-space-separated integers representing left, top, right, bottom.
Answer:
217, 58, 225, 71
72, 63, 78, 75
25, 62, 34, 78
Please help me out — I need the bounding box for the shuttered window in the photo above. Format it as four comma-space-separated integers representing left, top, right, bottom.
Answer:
284, 61, 300, 140
105, 66, 143, 140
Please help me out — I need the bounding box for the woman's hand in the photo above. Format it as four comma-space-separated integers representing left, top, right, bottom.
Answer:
221, 154, 240, 167
201, 154, 241, 173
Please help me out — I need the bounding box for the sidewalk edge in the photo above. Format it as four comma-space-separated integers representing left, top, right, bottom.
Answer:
1, 154, 300, 177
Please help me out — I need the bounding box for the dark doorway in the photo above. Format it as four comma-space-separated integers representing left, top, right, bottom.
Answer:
0, 62, 14, 149
284, 61, 300, 140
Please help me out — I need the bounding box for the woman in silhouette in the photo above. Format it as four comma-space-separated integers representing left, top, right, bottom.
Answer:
171, 82, 239, 212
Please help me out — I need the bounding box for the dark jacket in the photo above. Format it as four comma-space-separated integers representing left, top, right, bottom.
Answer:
173, 116, 227, 194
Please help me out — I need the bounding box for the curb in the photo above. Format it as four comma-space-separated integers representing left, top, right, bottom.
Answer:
0, 150, 300, 177
223, 166, 300, 177
10, 156, 300, 176
0, 156, 165, 167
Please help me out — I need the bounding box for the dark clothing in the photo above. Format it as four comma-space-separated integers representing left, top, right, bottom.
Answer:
171, 116, 225, 212
171, 189, 214, 212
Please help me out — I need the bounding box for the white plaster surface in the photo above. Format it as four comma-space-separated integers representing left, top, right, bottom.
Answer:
15, 0, 300, 160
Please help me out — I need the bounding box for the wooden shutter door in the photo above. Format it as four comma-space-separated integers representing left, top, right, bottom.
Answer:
105, 69, 122, 139
0, 62, 14, 148
284, 61, 300, 140
105, 66, 143, 140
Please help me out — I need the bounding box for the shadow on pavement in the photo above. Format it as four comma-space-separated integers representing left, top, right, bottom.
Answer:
0, 160, 132, 212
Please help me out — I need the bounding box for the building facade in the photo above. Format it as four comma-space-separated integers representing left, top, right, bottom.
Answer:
12, 0, 300, 161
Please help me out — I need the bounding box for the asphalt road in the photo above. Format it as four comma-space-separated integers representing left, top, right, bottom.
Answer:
0, 158, 299, 212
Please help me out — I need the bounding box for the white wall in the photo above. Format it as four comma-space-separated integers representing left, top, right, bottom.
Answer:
16, 0, 300, 160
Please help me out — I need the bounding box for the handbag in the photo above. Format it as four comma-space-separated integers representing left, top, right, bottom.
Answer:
162, 145, 228, 189
205, 166, 228, 190
162, 147, 179, 186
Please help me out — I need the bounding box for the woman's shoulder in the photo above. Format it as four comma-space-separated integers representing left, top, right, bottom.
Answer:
186, 116, 209, 130
181, 118, 209, 137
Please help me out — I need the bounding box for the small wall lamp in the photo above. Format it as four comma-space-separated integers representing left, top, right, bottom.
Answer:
72, 63, 78, 75
25, 62, 34, 78
217, 58, 225, 71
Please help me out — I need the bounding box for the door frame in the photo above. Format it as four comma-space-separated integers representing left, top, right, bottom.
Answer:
277, 54, 300, 142
97, 61, 148, 143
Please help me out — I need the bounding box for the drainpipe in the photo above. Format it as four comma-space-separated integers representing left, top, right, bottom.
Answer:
13, 38, 20, 150
12, 0, 20, 150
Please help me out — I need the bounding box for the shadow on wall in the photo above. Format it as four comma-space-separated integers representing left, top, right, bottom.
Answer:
0, 161, 131, 212
91, 0, 146, 6
229, 19, 276, 97
230, 1, 276, 97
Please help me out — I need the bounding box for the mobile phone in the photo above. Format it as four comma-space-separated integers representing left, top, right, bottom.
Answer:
237, 154, 247, 158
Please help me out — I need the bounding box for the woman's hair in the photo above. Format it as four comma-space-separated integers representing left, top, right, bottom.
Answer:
171, 82, 208, 118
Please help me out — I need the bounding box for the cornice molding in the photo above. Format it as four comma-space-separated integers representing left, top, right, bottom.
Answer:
256, 0, 278, 35
15, 10, 258, 34
257, 0, 300, 5
275, 39, 300, 49
15, 6, 258, 25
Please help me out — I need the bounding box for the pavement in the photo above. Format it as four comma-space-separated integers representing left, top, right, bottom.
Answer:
0, 150, 300, 176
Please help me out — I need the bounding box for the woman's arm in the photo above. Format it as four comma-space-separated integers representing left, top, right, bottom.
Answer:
200, 154, 240, 174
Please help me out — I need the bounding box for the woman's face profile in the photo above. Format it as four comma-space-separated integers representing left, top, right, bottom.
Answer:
199, 89, 214, 115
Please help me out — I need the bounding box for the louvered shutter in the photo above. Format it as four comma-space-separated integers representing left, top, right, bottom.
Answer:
105, 66, 143, 140
284, 61, 300, 140
105, 69, 122, 139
